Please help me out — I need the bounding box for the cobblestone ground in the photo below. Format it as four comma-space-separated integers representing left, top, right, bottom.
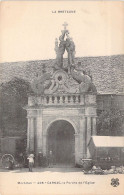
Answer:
0, 167, 124, 195
0, 167, 82, 173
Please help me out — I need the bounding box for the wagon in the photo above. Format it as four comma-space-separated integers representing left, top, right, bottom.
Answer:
0, 137, 26, 169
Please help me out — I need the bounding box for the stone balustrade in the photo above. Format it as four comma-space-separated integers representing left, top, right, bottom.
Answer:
28, 94, 96, 107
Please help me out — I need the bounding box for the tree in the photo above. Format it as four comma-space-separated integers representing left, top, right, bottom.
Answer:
97, 107, 124, 136
0, 77, 32, 137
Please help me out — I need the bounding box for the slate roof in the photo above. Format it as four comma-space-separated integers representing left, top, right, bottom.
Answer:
0, 55, 124, 94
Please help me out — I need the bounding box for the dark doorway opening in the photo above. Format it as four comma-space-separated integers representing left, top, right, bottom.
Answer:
47, 120, 75, 167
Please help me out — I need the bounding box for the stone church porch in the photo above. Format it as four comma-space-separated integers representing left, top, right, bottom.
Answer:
26, 93, 97, 167
25, 24, 97, 167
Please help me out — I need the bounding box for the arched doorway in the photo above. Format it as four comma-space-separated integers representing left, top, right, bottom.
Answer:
47, 120, 75, 167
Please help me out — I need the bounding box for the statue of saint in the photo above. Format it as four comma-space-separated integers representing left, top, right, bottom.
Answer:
54, 22, 76, 74
54, 30, 66, 69
65, 31, 76, 74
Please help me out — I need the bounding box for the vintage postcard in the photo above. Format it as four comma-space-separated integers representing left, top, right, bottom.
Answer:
0, 1, 124, 195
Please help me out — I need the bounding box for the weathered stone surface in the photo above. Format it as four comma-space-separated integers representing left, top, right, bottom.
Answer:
26, 94, 97, 164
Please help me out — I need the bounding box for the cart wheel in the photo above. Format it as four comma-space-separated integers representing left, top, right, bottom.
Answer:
1, 154, 15, 169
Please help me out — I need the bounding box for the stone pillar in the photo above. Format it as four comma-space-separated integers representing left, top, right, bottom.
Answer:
92, 117, 97, 135
36, 116, 43, 154
74, 133, 80, 164
79, 117, 86, 159
42, 134, 47, 156
27, 118, 30, 152
87, 117, 91, 158
27, 117, 35, 152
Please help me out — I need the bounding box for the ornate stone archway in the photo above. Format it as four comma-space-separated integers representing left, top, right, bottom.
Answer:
26, 93, 97, 165
25, 24, 97, 166
47, 120, 75, 166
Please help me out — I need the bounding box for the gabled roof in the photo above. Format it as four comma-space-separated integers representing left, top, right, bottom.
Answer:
90, 136, 124, 147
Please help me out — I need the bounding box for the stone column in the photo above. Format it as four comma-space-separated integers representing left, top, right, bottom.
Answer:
87, 117, 91, 158
79, 117, 86, 159
27, 117, 35, 152
92, 117, 97, 135
36, 116, 43, 154
42, 134, 47, 156
74, 133, 80, 164
27, 118, 30, 152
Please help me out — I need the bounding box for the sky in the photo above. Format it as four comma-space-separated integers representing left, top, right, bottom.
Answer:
0, 1, 124, 63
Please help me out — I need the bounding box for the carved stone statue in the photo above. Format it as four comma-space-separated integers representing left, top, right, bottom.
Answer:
54, 22, 75, 73
54, 30, 66, 69
65, 31, 75, 74
31, 72, 52, 95
70, 66, 97, 93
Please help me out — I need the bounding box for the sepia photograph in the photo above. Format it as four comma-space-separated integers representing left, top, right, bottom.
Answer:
0, 1, 124, 195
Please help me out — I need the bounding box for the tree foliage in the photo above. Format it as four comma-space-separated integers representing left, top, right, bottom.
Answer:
0, 77, 32, 137
97, 108, 124, 136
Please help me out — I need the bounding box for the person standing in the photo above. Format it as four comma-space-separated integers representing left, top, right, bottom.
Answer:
48, 150, 53, 168
38, 151, 43, 167
27, 153, 34, 172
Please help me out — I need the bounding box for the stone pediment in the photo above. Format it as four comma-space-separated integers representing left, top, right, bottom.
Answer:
31, 69, 79, 95
47, 70, 79, 94
31, 23, 97, 95
31, 67, 97, 95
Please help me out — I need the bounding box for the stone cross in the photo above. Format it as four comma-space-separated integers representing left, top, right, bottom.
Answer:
62, 22, 68, 30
